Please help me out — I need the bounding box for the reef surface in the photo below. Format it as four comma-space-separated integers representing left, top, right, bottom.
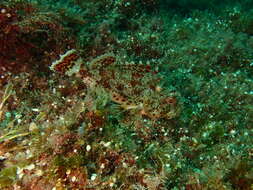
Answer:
0, 0, 252, 189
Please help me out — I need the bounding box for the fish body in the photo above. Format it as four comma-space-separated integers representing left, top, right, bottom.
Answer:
50, 49, 179, 120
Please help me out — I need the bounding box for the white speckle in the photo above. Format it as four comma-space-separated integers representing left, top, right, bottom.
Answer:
35, 169, 43, 176
122, 162, 128, 168
66, 169, 71, 175
26, 149, 33, 158
29, 122, 38, 132
1, 9, 6, 14
91, 174, 97, 181
26, 164, 35, 170
230, 130, 236, 135
6, 13, 11, 18
71, 176, 76, 182
100, 163, 105, 169
31, 108, 39, 112
103, 142, 111, 147
202, 132, 208, 138
86, 145, 91, 152
17, 164, 35, 179
165, 164, 171, 168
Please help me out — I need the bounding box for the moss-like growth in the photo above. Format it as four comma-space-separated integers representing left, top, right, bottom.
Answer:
0, 0, 252, 189
0, 167, 17, 188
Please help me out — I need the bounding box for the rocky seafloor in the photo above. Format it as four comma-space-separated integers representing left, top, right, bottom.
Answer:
0, 0, 252, 189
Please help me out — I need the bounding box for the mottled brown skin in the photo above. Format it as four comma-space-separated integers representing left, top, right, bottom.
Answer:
50, 49, 179, 120
53, 53, 79, 73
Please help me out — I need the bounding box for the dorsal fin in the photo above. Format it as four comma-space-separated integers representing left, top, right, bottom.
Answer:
50, 49, 82, 76
89, 53, 116, 69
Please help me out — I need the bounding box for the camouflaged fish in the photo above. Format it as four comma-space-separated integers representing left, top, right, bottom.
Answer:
50, 49, 179, 120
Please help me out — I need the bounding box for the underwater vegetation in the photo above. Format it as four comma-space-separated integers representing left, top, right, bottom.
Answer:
0, 0, 75, 86
0, 0, 253, 189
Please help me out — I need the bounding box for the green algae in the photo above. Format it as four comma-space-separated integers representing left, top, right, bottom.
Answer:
0, 167, 17, 188
0, 0, 252, 189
